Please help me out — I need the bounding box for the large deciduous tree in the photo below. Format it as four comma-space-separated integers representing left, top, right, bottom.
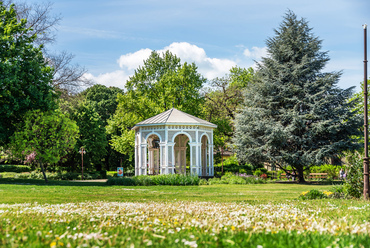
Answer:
108, 50, 206, 157
203, 67, 254, 169
0, 3, 57, 146
9, 109, 79, 182
80, 84, 125, 170
3, 0, 91, 96
61, 100, 108, 172
234, 11, 362, 183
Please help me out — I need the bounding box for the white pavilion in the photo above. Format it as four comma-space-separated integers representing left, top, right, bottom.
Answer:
132, 108, 217, 177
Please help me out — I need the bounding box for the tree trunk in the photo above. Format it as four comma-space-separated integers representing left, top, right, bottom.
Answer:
296, 166, 305, 183
221, 147, 224, 174
40, 163, 48, 183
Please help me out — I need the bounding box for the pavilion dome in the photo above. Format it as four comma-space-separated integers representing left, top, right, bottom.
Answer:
133, 108, 217, 129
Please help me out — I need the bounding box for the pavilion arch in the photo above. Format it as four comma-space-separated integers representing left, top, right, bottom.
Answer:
199, 133, 212, 176
144, 132, 163, 143
133, 108, 217, 177
171, 131, 192, 143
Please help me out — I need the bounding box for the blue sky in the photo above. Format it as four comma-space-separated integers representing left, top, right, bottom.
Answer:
29, 0, 369, 91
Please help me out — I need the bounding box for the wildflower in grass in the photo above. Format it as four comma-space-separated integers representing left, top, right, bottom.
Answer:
323, 191, 334, 197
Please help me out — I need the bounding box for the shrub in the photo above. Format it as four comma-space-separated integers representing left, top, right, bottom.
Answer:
214, 155, 256, 174
299, 189, 327, 200
343, 151, 363, 198
253, 168, 267, 177
207, 173, 265, 185
310, 164, 344, 179
106, 174, 200, 186
12, 171, 105, 180
0, 164, 31, 173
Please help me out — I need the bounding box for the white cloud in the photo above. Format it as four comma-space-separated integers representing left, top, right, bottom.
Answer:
87, 42, 266, 88
83, 70, 129, 89
243, 46, 268, 59
117, 48, 152, 71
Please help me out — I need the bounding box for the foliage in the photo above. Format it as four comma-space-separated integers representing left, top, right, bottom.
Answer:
65, 100, 108, 171
203, 67, 254, 154
80, 84, 124, 125
234, 11, 362, 183
13, 171, 106, 180
106, 174, 200, 186
208, 173, 265, 185
299, 189, 328, 200
0, 164, 31, 173
9, 109, 79, 181
309, 164, 344, 179
343, 151, 363, 198
214, 155, 256, 174
0, 3, 57, 146
107, 50, 206, 157
4, 1, 90, 95
253, 168, 268, 177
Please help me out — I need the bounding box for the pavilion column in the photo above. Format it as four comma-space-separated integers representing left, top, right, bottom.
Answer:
188, 142, 196, 175
208, 144, 214, 176
196, 143, 202, 176
140, 144, 147, 175
135, 132, 139, 176
167, 142, 175, 174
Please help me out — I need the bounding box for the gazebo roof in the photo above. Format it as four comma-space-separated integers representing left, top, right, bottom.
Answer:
133, 108, 217, 129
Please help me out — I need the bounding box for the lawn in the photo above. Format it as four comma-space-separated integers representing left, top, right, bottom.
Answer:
0, 179, 369, 247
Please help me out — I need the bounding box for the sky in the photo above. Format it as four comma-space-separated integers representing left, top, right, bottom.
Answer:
28, 0, 369, 91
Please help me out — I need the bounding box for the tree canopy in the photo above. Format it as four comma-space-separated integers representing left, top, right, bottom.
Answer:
107, 50, 206, 157
9, 109, 79, 181
234, 11, 362, 182
0, 3, 56, 146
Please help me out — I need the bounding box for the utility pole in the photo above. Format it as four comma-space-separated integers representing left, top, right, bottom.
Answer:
363, 24, 368, 200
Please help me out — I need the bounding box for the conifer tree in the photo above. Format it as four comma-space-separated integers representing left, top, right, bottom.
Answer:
234, 11, 362, 182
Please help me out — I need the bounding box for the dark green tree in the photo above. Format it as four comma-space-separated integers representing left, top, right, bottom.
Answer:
80, 84, 124, 125
234, 11, 362, 183
9, 109, 79, 182
108, 50, 206, 157
0, 3, 56, 146
80, 84, 124, 170
66, 100, 108, 172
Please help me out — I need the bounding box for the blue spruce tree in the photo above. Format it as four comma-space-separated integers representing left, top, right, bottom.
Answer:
234, 11, 362, 183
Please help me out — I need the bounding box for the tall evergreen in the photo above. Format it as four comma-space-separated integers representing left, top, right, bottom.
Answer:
234, 11, 362, 182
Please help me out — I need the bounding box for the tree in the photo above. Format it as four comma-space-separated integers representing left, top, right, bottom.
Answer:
3, 0, 91, 96
9, 109, 79, 182
80, 84, 125, 170
62, 100, 108, 172
234, 11, 362, 183
203, 67, 254, 171
80, 84, 124, 125
108, 50, 206, 157
0, 3, 57, 146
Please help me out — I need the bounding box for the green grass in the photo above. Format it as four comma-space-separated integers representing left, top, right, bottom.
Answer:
0, 178, 369, 247
0, 178, 330, 204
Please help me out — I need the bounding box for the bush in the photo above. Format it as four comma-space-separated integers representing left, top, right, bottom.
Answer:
106, 174, 200, 186
0, 164, 31, 173
343, 151, 363, 198
310, 164, 344, 179
13, 171, 106, 180
214, 155, 256, 174
299, 189, 328, 200
253, 168, 267, 177
207, 173, 265, 185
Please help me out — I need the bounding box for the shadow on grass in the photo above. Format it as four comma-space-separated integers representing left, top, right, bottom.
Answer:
274, 180, 344, 185
0, 178, 108, 187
